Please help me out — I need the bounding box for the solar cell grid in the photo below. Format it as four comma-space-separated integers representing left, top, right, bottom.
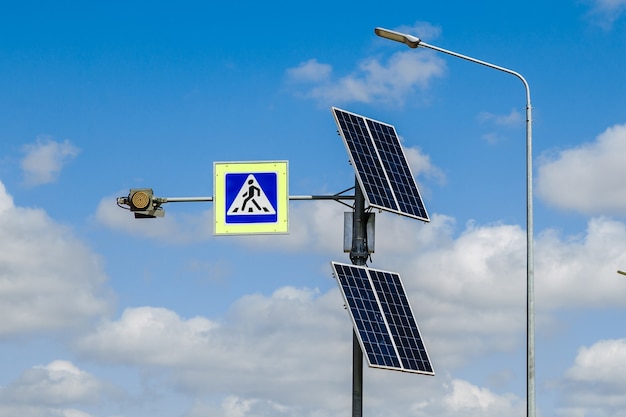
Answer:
331, 262, 434, 375
366, 119, 429, 220
369, 270, 433, 374
335, 111, 396, 211
334, 263, 400, 369
332, 107, 429, 222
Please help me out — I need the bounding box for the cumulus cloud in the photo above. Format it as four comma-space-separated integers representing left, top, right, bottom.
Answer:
42, 139, 626, 417
536, 122, 626, 215
0, 361, 102, 405
565, 339, 626, 386
184, 377, 524, 417
0, 180, 114, 337
557, 338, 626, 417
47, 187, 626, 415
20, 137, 80, 186
0, 360, 107, 417
76, 306, 220, 367
285, 59, 332, 83
404, 145, 446, 185
535, 217, 626, 308
366, 214, 626, 366
457, 219, 626, 311
286, 22, 447, 106
72, 213, 626, 413
286, 52, 445, 106
91, 150, 626, 373
75, 289, 527, 416
441, 379, 524, 416
76, 288, 351, 412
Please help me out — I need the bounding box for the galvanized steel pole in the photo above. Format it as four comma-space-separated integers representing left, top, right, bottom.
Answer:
350, 177, 369, 417
375, 27, 535, 417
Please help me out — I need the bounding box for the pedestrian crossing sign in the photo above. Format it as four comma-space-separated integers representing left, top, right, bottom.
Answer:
214, 161, 288, 235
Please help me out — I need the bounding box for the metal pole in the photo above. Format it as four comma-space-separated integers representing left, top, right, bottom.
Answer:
352, 330, 363, 417
428, 42, 535, 417
374, 28, 535, 417
423, 42, 535, 417
350, 177, 369, 417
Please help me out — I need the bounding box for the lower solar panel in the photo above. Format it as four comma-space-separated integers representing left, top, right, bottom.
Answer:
331, 262, 434, 375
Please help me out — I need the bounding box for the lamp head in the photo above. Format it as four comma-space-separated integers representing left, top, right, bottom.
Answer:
374, 27, 421, 48
117, 188, 165, 218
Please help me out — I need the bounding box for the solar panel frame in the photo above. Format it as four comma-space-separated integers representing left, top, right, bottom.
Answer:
331, 261, 434, 375
332, 107, 430, 222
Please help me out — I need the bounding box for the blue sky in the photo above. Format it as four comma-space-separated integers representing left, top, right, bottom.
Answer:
2, 0, 626, 416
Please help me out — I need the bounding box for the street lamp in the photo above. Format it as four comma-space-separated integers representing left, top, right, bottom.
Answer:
375, 27, 535, 417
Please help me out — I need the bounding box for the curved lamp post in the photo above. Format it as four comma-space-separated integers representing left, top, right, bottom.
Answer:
374, 27, 535, 417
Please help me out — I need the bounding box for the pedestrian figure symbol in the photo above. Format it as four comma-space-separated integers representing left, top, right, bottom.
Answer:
232, 179, 271, 213
226, 174, 276, 216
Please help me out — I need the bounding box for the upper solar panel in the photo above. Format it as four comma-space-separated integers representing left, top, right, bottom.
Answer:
332, 107, 429, 222
331, 261, 434, 375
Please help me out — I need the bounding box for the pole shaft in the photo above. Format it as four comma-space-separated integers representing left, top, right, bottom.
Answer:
350, 177, 368, 417
526, 101, 535, 417
420, 39, 535, 417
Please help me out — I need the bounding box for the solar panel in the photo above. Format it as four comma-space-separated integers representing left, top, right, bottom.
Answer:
331, 261, 434, 375
332, 107, 430, 222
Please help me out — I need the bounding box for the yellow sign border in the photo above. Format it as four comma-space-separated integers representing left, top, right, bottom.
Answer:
214, 161, 288, 235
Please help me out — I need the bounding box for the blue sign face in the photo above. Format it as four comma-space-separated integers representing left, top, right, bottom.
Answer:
225, 172, 278, 224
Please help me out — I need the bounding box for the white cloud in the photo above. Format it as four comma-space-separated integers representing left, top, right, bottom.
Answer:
478, 108, 523, 127
94, 174, 626, 349
286, 51, 446, 106
20, 137, 80, 186
62, 411, 100, 417
477, 109, 524, 144
184, 377, 524, 417
0, 361, 102, 406
76, 288, 352, 412
404, 145, 446, 185
0, 361, 108, 417
87, 147, 626, 416
286, 59, 332, 83
357, 214, 626, 366
60, 192, 626, 415
535, 217, 626, 309
557, 339, 626, 417
186, 396, 297, 417
75, 291, 527, 416
536, 122, 626, 215
565, 339, 626, 385
286, 22, 447, 106
392, 22, 442, 42
76, 306, 219, 367
0, 181, 14, 215
584, 0, 626, 29
0, 180, 114, 337
442, 379, 523, 416
417, 217, 626, 314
